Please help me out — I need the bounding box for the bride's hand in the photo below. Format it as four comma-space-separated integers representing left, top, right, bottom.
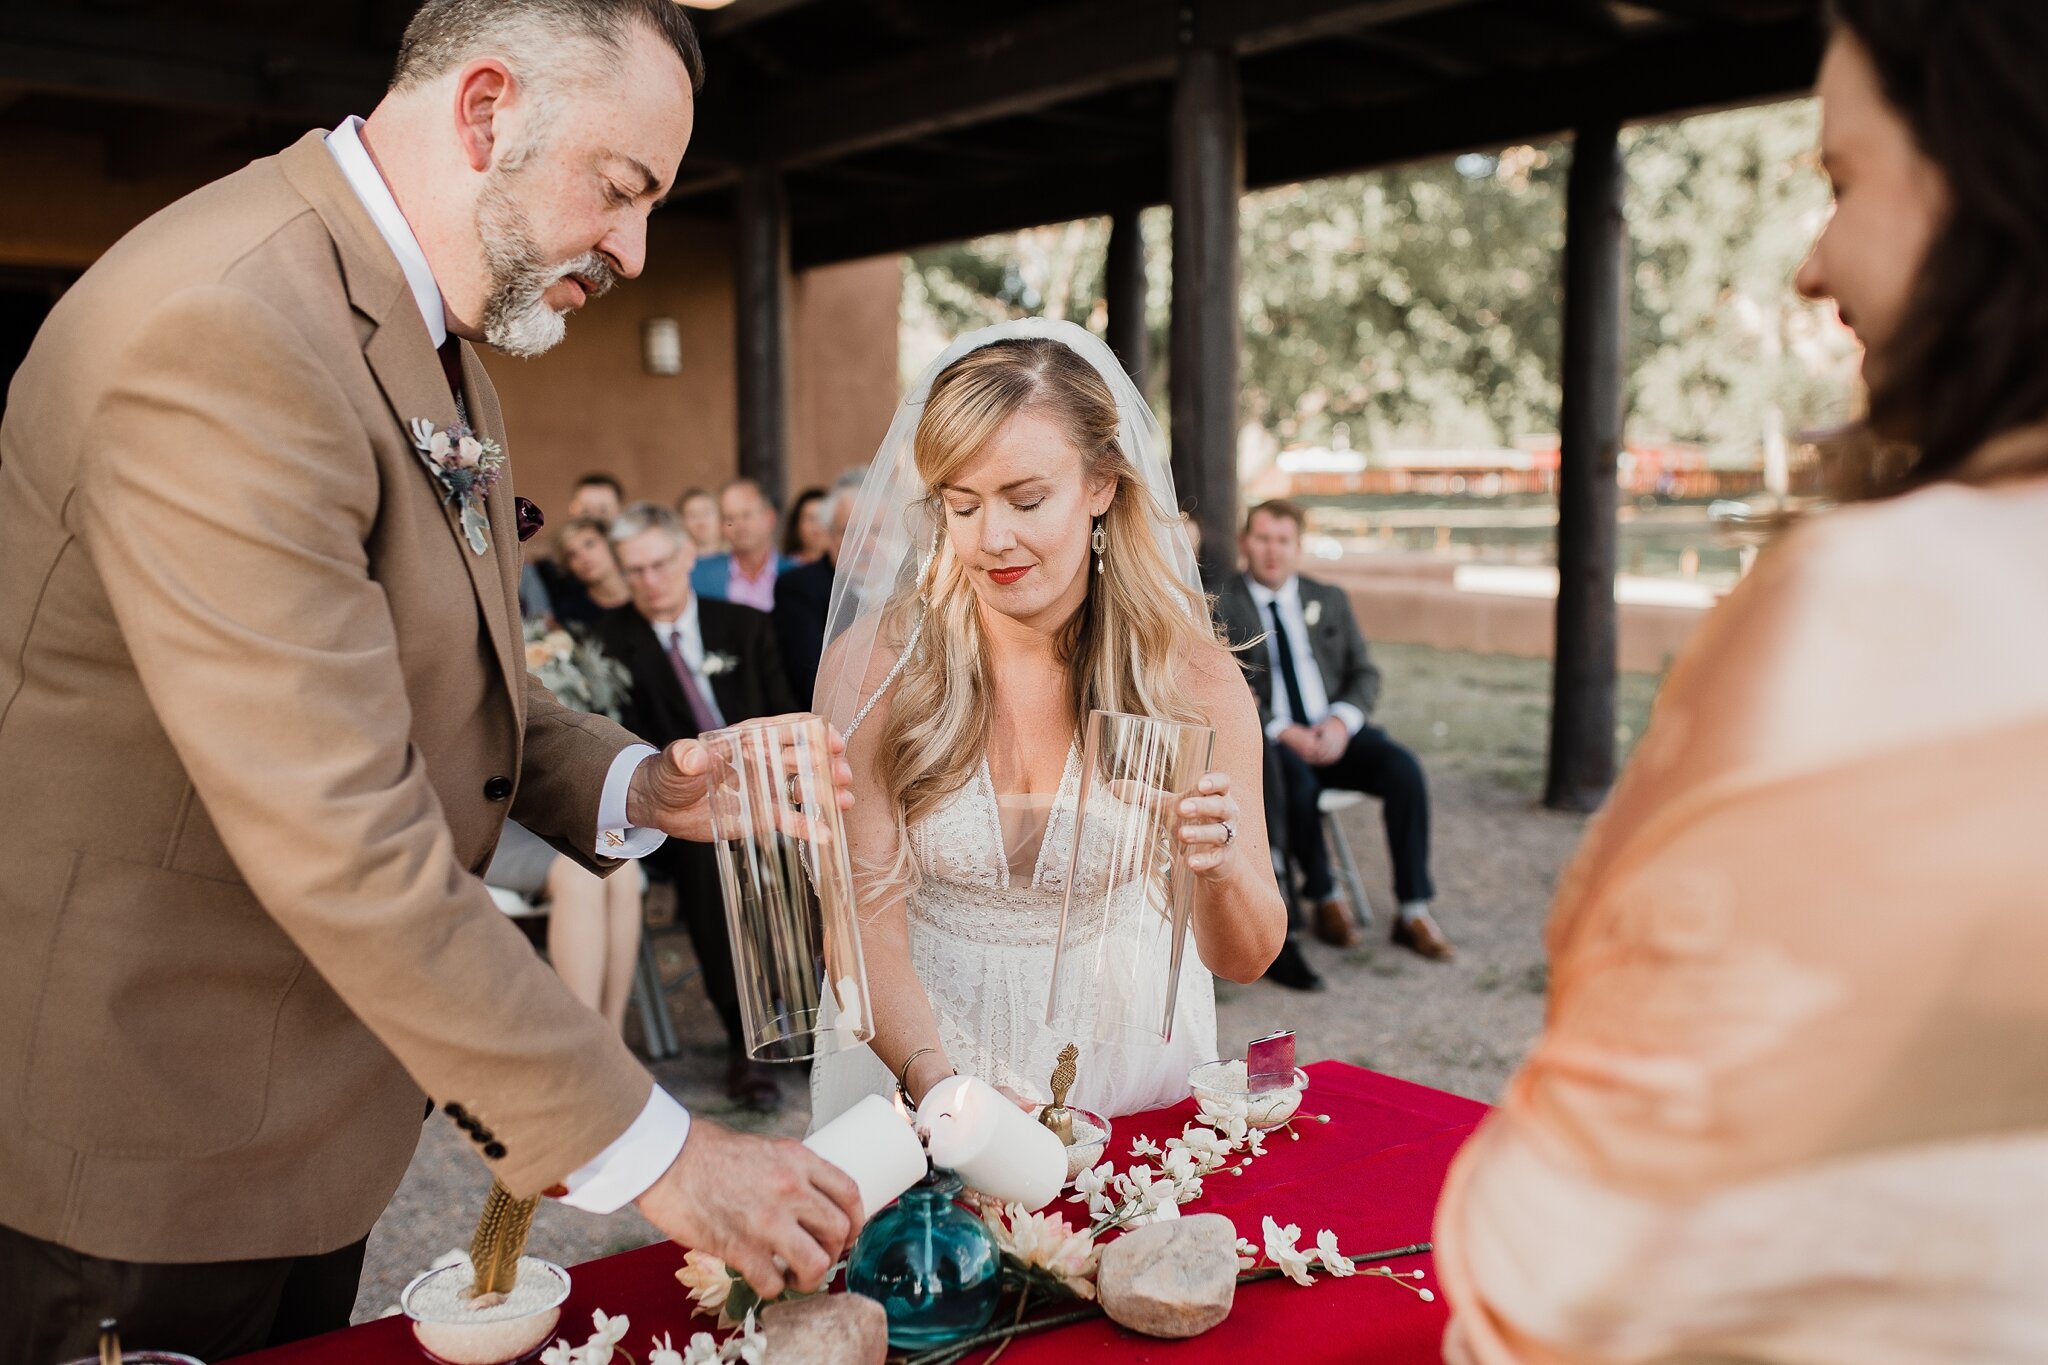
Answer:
1176, 771, 1243, 880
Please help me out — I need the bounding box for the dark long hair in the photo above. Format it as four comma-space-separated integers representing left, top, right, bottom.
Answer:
1828, 0, 2048, 497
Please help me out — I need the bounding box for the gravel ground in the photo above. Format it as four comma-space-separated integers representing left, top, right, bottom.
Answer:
351, 644, 1661, 1321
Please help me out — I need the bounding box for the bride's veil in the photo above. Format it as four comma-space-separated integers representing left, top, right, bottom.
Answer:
812, 317, 1201, 737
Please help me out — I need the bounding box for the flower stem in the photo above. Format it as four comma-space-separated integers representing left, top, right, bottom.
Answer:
1236, 1242, 1433, 1285
895, 1305, 1105, 1365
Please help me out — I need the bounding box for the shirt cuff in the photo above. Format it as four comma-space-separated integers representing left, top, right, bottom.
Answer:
556, 1084, 690, 1213
1264, 715, 1292, 742
596, 744, 665, 860
1328, 703, 1367, 738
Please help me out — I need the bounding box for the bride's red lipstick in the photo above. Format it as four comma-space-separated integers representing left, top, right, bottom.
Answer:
988, 565, 1032, 585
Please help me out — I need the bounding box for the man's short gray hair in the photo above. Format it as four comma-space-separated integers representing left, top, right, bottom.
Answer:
392, 0, 705, 96
825, 469, 866, 522
608, 500, 690, 548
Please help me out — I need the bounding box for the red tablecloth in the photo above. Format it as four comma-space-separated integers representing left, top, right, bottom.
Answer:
232, 1062, 1485, 1365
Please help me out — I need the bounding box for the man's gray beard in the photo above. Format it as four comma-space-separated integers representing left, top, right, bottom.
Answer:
475, 173, 615, 359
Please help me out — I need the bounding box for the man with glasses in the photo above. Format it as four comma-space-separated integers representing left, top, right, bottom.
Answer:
595, 503, 796, 1112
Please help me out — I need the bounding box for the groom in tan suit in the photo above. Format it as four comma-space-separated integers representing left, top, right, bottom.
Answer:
0, 4, 860, 1360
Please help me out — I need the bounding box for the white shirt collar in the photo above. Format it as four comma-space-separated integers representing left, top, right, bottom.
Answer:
650, 597, 703, 660
1246, 574, 1300, 610
325, 116, 447, 348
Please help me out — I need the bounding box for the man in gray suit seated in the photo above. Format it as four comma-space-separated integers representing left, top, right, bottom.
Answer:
1216, 501, 1455, 964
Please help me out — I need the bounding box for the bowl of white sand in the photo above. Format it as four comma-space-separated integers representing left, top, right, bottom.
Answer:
400, 1256, 569, 1365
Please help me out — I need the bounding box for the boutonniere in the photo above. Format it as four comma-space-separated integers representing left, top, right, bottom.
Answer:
410, 416, 507, 555
699, 651, 740, 678
1303, 599, 1323, 628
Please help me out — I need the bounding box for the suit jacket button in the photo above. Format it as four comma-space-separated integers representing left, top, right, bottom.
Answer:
443, 1101, 468, 1120
484, 776, 513, 801
483, 1142, 507, 1159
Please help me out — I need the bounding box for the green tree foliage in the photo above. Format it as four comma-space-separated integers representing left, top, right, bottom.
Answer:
900, 98, 1859, 458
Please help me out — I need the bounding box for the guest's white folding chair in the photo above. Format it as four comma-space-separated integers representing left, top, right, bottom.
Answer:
1316, 788, 1376, 929
487, 878, 684, 1061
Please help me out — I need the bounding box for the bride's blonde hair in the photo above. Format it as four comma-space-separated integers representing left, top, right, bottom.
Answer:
874, 337, 1221, 834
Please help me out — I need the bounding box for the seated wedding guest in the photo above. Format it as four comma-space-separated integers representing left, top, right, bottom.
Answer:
1438, 4, 2048, 1359
594, 503, 797, 1113
547, 515, 633, 628
677, 485, 724, 555
517, 560, 555, 623
691, 477, 795, 608
1217, 500, 1453, 964
568, 470, 625, 524
487, 823, 643, 1035
775, 470, 863, 704
782, 485, 831, 563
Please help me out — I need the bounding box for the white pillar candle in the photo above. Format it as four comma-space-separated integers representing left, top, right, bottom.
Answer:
803, 1094, 928, 1222
916, 1076, 1067, 1212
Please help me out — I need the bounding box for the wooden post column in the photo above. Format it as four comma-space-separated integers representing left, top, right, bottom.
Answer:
1544, 121, 1627, 812
735, 163, 791, 511
1168, 45, 1244, 588
1105, 206, 1149, 393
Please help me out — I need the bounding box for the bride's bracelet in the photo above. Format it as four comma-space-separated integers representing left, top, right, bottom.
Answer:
895, 1046, 950, 1102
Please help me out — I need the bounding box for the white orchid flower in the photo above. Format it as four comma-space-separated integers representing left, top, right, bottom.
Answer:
1314, 1229, 1358, 1277
678, 1332, 723, 1365
1070, 1160, 1113, 1207
730, 1311, 767, 1364
539, 1341, 577, 1365
1128, 1135, 1162, 1159
1236, 1236, 1261, 1271
1263, 1216, 1316, 1288
648, 1332, 684, 1365
578, 1309, 630, 1365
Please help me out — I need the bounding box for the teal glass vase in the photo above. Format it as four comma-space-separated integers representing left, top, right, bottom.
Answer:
844, 1169, 1002, 1351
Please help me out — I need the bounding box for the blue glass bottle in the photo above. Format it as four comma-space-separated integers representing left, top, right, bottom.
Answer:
845, 1168, 1002, 1351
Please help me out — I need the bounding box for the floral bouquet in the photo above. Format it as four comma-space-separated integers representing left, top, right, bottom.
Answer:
524, 620, 631, 721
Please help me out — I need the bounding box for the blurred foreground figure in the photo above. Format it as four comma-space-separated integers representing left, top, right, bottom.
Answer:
1437, 3, 2048, 1361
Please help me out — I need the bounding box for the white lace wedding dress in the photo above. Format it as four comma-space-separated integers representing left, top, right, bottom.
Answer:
808, 743, 1218, 1131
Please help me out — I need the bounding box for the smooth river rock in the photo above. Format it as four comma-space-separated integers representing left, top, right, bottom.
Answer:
1097, 1212, 1239, 1339
759, 1292, 888, 1364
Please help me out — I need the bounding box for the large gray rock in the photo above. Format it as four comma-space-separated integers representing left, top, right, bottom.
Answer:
759, 1292, 888, 1364
1097, 1212, 1239, 1339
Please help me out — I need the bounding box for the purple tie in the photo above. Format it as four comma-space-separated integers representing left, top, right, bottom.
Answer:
667, 630, 723, 734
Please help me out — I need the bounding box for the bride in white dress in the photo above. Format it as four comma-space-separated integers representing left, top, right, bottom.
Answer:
809, 319, 1286, 1129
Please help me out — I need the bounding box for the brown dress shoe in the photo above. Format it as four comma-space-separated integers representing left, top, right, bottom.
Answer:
1390, 909, 1456, 962
1312, 897, 1362, 949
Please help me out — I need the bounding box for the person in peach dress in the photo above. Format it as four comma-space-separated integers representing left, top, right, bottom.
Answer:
1435, 2, 2048, 1361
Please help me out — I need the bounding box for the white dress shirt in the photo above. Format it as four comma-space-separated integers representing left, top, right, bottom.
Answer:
1245, 575, 1366, 741
327, 118, 685, 1212
650, 599, 727, 730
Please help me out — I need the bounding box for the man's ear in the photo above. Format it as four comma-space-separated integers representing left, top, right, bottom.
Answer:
452, 59, 515, 173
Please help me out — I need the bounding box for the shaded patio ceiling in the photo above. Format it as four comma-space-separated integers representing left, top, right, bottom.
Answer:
0, 0, 1822, 267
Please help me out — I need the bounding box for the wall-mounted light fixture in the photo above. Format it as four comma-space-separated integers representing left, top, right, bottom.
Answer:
642, 317, 683, 376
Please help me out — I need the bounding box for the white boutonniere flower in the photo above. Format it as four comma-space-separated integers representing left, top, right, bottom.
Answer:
408, 416, 506, 555
1303, 599, 1323, 628
699, 651, 739, 678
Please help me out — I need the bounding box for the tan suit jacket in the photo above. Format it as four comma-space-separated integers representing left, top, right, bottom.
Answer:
0, 131, 653, 1263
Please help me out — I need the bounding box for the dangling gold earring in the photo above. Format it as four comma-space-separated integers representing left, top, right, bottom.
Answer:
1092, 517, 1107, 575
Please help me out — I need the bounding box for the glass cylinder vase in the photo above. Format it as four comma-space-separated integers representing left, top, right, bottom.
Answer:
1044, 708, 1215, 1045
700, 714, 873, 1062
844, 1170, 1002, 1351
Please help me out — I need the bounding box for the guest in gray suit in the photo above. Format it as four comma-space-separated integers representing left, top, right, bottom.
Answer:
1216, 501, 1454, 963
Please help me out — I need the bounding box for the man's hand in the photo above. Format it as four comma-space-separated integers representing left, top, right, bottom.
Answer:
1277, 724, 1321, 763
1310, 716, 1350, 765
624, 715, 855, 844
636, 1116, 865, 1298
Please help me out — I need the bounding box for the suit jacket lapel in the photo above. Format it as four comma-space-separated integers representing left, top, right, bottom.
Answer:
277, 133, 521, 721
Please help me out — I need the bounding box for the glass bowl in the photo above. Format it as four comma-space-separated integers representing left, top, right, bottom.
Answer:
1035, 1106, 1113, 1183
401, 1256, 570, 1365
1188, 1059, 1312, 1129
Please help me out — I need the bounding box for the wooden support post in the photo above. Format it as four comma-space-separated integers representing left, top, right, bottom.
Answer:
735, 163, 791, 510
1544, 121, 1626, 813
1169, 45, 1244, 589
1105, 206, 1149, 393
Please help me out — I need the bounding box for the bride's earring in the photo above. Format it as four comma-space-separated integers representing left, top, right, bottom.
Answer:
1092, 518, 1107, 575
